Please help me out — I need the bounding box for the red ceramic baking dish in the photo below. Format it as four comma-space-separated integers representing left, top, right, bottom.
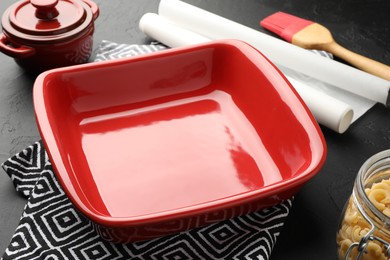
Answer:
33, 39, 326, 243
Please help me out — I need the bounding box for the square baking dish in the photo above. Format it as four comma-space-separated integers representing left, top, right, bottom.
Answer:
33, 39, 326, 243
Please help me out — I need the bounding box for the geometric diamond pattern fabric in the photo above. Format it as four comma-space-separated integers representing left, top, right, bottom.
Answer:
2, 42, 294, 260
2, 140, 293, 259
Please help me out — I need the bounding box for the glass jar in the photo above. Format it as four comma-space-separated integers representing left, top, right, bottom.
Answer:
337, 150, 390, 260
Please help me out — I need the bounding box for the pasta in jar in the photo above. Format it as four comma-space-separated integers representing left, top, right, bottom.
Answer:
337, 179, 390, 259
336, 150, 390, 260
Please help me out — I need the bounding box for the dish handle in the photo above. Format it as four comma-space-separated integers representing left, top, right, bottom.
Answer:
0, 34, 36, 59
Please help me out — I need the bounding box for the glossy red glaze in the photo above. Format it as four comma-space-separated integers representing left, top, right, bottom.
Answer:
33, 40, 327, 242
0, 0, 99, 74
30, 0, 60, 20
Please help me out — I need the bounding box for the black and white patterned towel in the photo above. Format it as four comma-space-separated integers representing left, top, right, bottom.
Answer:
1, 41, 293, 260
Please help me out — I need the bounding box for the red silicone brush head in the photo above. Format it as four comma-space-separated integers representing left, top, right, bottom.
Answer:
260, 12, 314, 42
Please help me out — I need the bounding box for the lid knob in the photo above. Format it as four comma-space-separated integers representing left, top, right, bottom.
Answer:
30, 0, 59, 20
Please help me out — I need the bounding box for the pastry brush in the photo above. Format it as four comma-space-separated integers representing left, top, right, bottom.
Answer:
260, 12, 390, 81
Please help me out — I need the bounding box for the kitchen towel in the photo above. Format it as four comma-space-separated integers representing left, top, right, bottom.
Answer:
1, 41, 293, 260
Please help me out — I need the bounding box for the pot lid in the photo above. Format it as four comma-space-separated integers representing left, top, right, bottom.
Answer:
2, 0, 94, 43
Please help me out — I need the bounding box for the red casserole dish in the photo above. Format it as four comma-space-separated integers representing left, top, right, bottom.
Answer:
33, 39, 326, 243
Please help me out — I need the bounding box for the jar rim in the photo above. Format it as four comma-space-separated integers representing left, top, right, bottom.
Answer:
355, 149, 390, 229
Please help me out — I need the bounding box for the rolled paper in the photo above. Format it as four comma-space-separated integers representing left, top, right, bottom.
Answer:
158, 0, 390, 106
139, 13, 354, 133
139, 13, 210, 47
287, 77, 353, 134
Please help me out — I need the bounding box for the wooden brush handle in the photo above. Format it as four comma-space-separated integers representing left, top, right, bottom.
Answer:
325, 41, 390, 81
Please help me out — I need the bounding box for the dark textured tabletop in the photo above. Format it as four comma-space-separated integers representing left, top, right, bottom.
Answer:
0, 0, 389, 259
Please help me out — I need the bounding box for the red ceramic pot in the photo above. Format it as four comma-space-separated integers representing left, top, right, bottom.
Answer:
0, 0, 99, 74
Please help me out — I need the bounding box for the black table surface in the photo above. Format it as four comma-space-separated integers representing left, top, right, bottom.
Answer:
1, 0, 389, 259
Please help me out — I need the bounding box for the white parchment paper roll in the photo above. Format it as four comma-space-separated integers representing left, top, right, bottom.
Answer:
158, 0, 390, 106
139, 12, 210, 47
287, 77, 353, 133
139, 13, 354, 133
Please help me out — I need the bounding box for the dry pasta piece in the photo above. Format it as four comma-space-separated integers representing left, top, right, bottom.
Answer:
364, 242, 387, 260
383, 207, 390, 218
351, 225, 369, 241
368, 189, 389, 211
372, 183, 390, 191
337, 238, 353, 259
381, 179, 390, 186
343, 200, 361, 225
338, 225, 352, 240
